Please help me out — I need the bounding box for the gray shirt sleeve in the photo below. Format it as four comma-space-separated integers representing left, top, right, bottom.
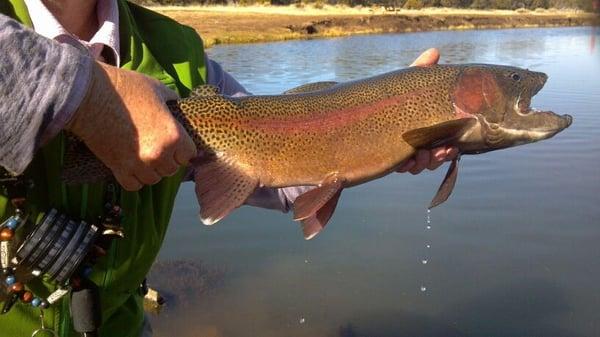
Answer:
0, 15, 92, 175
205, 55, 250, 97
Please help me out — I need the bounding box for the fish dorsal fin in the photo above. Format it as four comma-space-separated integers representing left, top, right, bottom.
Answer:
402, 118, 476, 149
293, 176, 344, 239
192, 154, 258, 225
429, 157, 460, 209
190, 84, 220, 97
283, 81, 339, 94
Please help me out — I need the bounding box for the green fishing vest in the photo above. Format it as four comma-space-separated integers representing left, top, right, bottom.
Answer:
0, 1, 207, 336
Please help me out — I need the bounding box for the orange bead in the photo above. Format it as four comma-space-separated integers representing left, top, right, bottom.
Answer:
0, 228, 14, 241
21, 291, 33, 303
10, 282, 23, 293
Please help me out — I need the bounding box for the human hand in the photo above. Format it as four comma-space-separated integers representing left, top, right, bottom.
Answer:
66, 61, 197, 191
397, 48, 458, 175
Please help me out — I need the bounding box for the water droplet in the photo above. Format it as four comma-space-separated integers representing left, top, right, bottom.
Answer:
299, 317, 306, 324
426, 244, 431, 248
426, 225, 431, 230
304, 259, 309, 264
420, 286, 427, 292
427, 209, 431, 214
421, 259, 428, 264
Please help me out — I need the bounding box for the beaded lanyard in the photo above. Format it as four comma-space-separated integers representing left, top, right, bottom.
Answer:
0, 169, 124, 336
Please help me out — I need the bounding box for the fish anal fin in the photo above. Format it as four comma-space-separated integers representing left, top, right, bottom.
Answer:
429, 157, 460, 209
190, 84, 220, 97
402, 118, 476, 149
193, 155, 258, 225
283, 81, 339, 94
301, 189, 342, 240
293, 176, 343, 222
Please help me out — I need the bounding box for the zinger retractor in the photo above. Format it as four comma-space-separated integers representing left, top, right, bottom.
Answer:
15, 210, 100, 285
1, 203, 124, 316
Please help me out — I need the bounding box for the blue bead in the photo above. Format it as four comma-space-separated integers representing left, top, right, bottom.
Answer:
81, 266, 93, 278
6, 218, 18, 230
5, 275, 15, 285
31, 298, 41, 307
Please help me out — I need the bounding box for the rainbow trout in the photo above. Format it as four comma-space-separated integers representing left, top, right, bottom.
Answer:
66, 64, 572, 239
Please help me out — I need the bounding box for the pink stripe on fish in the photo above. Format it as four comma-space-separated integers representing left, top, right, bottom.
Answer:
242, 90, 426, 132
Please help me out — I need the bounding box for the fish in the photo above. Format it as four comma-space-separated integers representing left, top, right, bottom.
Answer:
64, 64, 572, 239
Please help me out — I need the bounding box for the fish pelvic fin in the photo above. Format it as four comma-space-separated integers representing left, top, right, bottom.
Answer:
283, 81, 339, 94
293, 176, 344, 239
61, 134, 113, 184
429, 157, 460, 209
402, 118, 476, 149
300, 189, 342, 240
193, 154, 258, 225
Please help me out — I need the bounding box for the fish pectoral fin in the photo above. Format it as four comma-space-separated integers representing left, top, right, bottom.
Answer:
429, 157, 460, 209
61, 134, 113, 184
193, 155, 258, 225
300, 189, 342, 240
283, 81, 339, 94
402, 118, 476, 149
189, 84, 220, 97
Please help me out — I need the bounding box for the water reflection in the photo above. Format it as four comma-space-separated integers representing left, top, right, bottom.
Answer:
153, 27, 600, 337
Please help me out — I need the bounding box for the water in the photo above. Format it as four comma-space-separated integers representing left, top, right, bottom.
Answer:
153, 27, 600, 337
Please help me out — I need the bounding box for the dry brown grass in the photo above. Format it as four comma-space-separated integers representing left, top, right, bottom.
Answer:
152, 5, 599, 47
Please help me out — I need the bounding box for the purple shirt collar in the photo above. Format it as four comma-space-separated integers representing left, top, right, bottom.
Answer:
24, 0, 120, 66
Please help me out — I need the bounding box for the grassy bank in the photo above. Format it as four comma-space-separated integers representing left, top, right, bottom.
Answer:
152, 5, 599, 47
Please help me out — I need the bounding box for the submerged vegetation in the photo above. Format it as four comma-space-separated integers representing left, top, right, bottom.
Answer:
132, 0, 596, 11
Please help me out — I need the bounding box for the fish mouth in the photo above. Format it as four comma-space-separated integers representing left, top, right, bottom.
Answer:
507, 92, 572, 141
515, 90, 572, 131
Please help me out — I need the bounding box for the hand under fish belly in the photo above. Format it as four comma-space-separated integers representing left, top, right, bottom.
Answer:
64, 63, 572, 240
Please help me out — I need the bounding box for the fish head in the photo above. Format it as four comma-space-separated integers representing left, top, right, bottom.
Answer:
452, 65, 572, 154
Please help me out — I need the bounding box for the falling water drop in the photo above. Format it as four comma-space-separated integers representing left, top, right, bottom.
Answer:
426, 208, 432, 230
299, 317, 306, 324
421, 209, 432, 295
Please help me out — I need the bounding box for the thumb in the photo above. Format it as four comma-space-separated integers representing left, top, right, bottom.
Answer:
173, 123, 197, 166
410, 48, 440, 67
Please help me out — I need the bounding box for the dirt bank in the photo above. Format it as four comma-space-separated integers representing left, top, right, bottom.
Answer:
154, 6, 599, 47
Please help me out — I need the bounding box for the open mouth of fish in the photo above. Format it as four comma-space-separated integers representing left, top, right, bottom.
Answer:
516, 94, 573, 131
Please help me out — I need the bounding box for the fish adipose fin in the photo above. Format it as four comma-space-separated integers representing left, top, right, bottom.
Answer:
283, 81, 339, 94
402, 118, 476, 149
429, 157, 460, 209
293, 176, 344, 240
193, 155, 258, 225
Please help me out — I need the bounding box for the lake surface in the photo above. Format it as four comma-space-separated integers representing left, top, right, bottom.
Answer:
153, 27, 600, 337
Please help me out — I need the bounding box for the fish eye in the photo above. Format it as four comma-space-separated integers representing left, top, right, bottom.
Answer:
510, 73, 521, 81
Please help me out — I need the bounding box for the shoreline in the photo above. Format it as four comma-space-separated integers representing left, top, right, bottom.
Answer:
153, 6, 599, 47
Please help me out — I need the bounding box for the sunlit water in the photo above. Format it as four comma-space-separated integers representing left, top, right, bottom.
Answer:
153, 27, 600, 337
